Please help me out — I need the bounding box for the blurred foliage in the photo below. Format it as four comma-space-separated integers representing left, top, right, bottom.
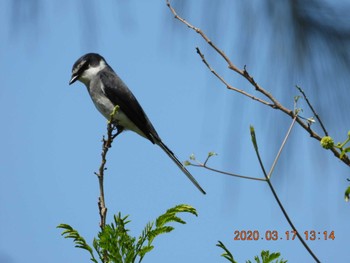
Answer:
8, 0, 350, 130
345, 184, 350, 202
171, 1, 350, 126
9, 0, 350, 203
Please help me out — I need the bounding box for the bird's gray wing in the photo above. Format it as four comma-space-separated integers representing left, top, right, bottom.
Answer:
99, 69, 160, 144
100, 68, 206, 194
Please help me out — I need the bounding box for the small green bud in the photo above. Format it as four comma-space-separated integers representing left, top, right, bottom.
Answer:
208, 151, 217, 157
184, 160, 191, 166
321, 136, 334, 149
294, 108, 301, 115
189, 154, 196, 160
307, 117, 315, 123
294, 95, 301, 103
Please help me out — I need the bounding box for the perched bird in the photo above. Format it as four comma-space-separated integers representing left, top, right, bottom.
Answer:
69, 53, 206, 194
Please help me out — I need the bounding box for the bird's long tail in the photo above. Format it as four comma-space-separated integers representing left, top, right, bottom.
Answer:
157, 141, 206, 194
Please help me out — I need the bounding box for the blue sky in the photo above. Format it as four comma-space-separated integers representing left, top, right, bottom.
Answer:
0, 1, 349, 262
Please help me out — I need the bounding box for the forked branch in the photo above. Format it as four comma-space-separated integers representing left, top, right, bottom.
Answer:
166, 0, 350, 166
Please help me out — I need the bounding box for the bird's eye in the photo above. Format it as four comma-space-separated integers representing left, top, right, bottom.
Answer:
81, 62, 90, 70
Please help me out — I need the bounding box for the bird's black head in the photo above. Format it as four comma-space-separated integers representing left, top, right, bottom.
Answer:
69, 53, 107, 85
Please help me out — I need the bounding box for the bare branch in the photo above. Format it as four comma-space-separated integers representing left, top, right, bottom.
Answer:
166, 0, 239, 72
167, 1, 323, 261
296, 85, 329, 136
166, 0, 350, 166
191, 162, 267, 182
95, 105, 120, 229
196, 47, 274, 107
95, 122, 117, 229
250, 125, 321, 263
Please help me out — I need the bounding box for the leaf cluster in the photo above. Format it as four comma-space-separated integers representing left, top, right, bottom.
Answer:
57, 204, 197, 263
217, 241, 287, 263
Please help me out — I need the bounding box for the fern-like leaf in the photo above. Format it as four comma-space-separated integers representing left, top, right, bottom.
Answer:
57, 224, 98, 263
156, 204, 198, 227
59, 204, 198, 263
249, 250, 287, 263
216, 241, 237, 263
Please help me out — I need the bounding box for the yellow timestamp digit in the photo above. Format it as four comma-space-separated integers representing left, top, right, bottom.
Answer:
324, 231, 335, 240
304, 230, 317, 240
304, 230, 335, 240
265, 230, 278, 240
285, 230, 297, 240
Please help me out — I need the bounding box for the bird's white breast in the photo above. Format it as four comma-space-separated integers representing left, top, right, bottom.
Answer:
88, 82, 146, 138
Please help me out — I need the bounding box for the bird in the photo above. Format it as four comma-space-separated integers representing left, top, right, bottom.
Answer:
69, 53, 206, 194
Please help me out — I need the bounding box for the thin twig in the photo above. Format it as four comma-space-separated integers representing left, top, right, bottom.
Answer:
166, 0, 281, 107
196, 47, 274, 107
191, 116, 297, 182
250, 126, 320, 263
95, 122, 117, 229
267, 116, 298, 179
166, 0, 350, 166
166, 0, 239, 72
296, 86, 328, 136
193, 153, 266, 181
191, 163, 267, 182
95, 106, 120, 229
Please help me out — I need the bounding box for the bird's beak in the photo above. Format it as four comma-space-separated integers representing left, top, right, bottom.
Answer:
69, 74, 79, 85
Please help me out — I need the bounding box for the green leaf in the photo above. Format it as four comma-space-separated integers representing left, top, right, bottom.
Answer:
261, 250, 279, 262
294, 95, 301, 103
95, 213, 137, 263
216, 241, 237, 263
59, 204, 198, 263
254, 250, 287, 263
156, 204, 197, 228
340, 147, 350, 159
138, 204, 197, 261
345, 185, 350, 202
253, 255, 261, 263
57, 224, 98, 263
138, 245, 154, 258
148, 226, 174, 243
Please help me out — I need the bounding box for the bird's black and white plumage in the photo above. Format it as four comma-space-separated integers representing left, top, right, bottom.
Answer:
69, 53, 206, 194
